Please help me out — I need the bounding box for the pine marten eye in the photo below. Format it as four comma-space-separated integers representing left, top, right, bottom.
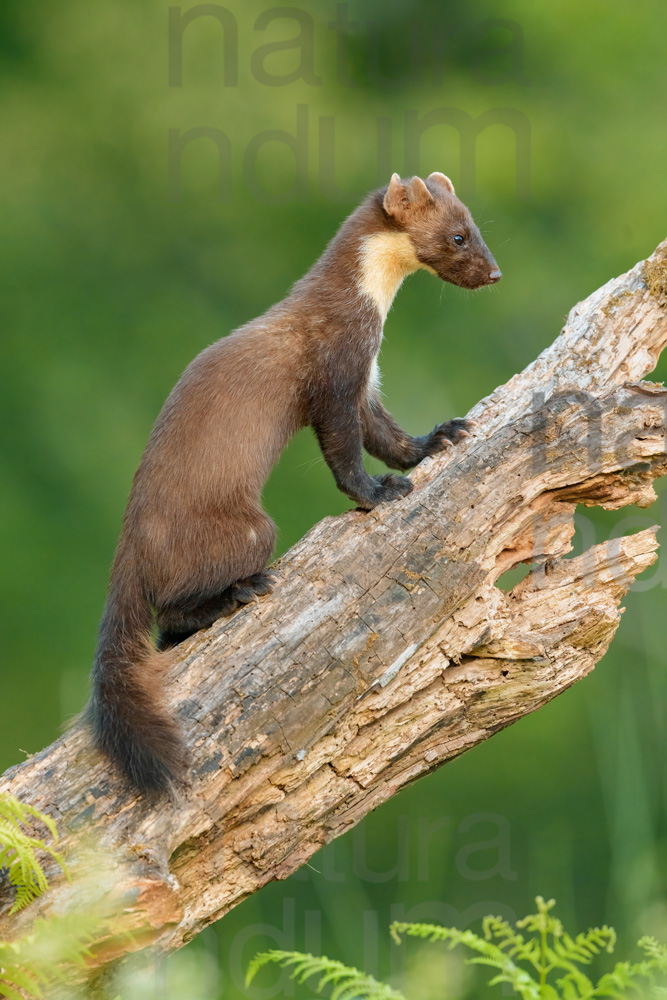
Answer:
453, 234, 465, 246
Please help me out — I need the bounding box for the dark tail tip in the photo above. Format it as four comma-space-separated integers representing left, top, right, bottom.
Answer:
90, 697, 184, 793
90, 653, 185, 794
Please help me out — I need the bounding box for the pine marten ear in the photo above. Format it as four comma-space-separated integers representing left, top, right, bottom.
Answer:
383, 173, 434, 221
427, 171, 455, 195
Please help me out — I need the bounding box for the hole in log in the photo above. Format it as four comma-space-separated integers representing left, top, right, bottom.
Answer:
560, 505, 661, 561
496, 563, 532, 592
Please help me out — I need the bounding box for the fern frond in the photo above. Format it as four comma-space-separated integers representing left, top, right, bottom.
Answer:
552, 960, 595, 999
0, 913, 96, 999
391, 901, 667, 1000
483, 914, 527, 953
554, 928, 616, 965
0, 798, 57, 843
246, 902, 667, 1000
390, 921, 479, 948
245, 950, 405, 1000
0, 794, 69, 913
390, 921, 541, 1000
593, 943, 667, 999
639, 938, 667, 969
517, 897, 562, 938
0, 939, 45, 1000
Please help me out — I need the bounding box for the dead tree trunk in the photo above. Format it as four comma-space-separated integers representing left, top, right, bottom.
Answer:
1, 239, 667, 974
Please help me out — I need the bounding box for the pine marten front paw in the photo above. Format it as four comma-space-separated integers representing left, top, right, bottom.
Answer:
424, 418, 473, 456
369, 473, 413, 506
230, 570, 276, 606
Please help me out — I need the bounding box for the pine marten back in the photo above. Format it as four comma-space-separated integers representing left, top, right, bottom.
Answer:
88, 172, 501, 792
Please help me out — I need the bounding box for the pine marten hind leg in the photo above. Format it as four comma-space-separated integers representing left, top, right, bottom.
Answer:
156, 570, 276, 650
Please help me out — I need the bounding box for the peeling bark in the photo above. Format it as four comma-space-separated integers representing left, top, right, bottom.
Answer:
1, 239, 667, 977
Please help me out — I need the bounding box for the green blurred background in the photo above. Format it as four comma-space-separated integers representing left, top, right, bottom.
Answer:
2, 0, 667, 996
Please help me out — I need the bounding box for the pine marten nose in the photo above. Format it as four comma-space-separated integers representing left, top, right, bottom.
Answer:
488, 269, 502, 283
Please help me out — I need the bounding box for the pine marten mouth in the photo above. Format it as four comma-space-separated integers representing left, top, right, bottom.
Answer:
456, 275, 502, 290
428, 264, 502, 290
470, 270, 503, 289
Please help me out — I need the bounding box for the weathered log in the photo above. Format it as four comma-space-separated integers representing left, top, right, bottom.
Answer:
1, 239, 666, 975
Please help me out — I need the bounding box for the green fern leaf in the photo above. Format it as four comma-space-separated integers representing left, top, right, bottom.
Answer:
639, 938, 667, 969
0, 794, 69, 914
245, 950, 405, 1000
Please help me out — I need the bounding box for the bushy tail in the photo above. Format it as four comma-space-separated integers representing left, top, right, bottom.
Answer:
89, 551, 183, 792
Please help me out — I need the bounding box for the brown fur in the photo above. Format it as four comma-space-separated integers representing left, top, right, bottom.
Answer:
89, 173, 501, 791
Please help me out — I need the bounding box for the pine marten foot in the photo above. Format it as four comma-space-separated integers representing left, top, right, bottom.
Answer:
362, 473, 413, 508
156, 572, 276, 648
423, 418, 473, 457
228, 570, 276, 607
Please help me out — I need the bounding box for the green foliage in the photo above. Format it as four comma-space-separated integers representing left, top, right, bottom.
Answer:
593, 938, 667, 999
390, 897, 667, 999
0, 913, 97, 1000
245, 899, 667, 1000
0, 793, 109, 999
245, 950, 406, 1000
0, 794, 68, 914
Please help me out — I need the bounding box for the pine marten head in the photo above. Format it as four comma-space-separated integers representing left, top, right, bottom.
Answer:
380, 172, 501, 291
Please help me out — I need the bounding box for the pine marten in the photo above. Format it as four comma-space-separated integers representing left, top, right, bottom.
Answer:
89, 172, 501, 792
